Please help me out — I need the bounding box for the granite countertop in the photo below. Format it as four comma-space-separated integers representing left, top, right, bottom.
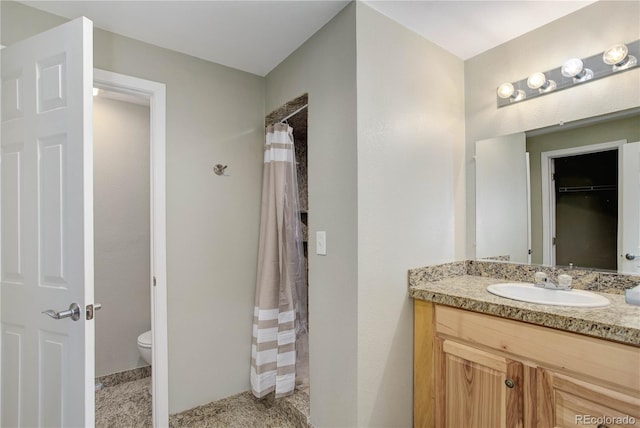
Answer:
409, 274, 640, 346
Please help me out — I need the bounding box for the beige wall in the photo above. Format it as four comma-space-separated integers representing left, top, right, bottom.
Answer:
355, 3, 464, 426
93, 96, 151, 377
265, 3, 358, 426
465, 1, 640, 258
95, 27, 265, 416
527, 114, 640, 264
2, 1, 266, 414
267, 3, 465, 426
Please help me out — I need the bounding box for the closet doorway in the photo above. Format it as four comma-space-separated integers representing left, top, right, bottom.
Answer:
553, 150, 618, 270
542, 140, 624, 270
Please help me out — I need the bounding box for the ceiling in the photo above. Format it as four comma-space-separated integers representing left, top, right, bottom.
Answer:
21, 0, 596, 76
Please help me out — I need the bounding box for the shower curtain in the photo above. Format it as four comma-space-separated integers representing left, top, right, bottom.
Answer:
251, 123, 308, 398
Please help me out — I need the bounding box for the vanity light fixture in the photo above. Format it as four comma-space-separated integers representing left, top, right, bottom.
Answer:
560, 58, 593, 82
497, 39, 639, 108
602, 43, 637, 71
497, 82, 526, 102
527, 72, 556, 93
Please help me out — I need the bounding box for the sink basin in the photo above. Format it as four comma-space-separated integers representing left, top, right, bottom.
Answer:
486, 283, 610, 307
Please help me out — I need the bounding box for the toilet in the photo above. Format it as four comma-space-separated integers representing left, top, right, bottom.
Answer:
137, 330, 152, 366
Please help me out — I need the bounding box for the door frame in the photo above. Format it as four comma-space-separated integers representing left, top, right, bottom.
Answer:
525, 152, 532, 264
93, 69, 168, 426
620, 141, 640, 273
541, 139, 626, 267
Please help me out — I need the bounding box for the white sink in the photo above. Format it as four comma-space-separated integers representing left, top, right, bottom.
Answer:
486, 282, 610, 307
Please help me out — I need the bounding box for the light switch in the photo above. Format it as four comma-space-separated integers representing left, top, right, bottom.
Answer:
316, 231, 326, 255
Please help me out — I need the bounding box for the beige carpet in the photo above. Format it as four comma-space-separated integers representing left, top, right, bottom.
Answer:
96, 377, 309, 428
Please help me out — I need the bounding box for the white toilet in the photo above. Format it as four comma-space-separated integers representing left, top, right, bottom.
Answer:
137, 330, 152, 366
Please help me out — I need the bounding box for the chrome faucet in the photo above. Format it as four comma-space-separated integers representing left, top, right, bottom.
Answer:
534, 272, 573, 290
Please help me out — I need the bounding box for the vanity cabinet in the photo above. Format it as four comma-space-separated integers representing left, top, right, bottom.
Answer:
414, 300, 640, 428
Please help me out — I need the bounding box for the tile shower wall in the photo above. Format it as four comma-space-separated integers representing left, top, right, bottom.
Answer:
94, 96, 151, 377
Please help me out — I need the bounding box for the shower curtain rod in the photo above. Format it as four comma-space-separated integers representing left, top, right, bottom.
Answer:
280, 104, 308, 123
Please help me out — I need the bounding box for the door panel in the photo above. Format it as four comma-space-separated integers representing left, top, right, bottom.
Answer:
1, 143, 22, 282
437, 339, 523, 428
445, 354, 504, 427
1, 17, 94, 427
476, 133, 529, 263
40, 134, 67, 285
538, 369, 640, 428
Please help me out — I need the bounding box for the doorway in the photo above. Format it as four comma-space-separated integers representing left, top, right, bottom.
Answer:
92, 87, 152, 424
264, 94, 310, 393
93, 69, 168, 426
553, 150, 618, 269
541, 140, 625, 270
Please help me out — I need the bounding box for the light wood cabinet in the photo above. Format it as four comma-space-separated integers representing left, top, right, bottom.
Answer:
436, 339, 524, 427
537, 369, 640, 427
414, 300, 640, 428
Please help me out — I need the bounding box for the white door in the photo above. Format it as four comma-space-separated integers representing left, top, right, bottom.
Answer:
1, 17, 95, 427
476, 132, 530, 263
620, 141, 640, 274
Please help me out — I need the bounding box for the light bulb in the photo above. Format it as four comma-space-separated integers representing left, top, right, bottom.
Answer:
603, 43, 637, 71
527, 72, 545, 89
603, 43, 628, 65
561, 58, 593, 82
497, 82, 515, 99
561, 58, 583, 76
497, 82, 525, 102
527, 72, 556, 93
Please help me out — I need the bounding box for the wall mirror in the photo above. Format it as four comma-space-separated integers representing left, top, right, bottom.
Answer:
475, 107, 640, 273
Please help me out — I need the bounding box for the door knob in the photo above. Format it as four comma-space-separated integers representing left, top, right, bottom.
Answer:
625, 253, 637, 260
42, 303, 81, 321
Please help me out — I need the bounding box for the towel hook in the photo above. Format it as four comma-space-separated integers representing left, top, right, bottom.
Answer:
213, 164, 228, 176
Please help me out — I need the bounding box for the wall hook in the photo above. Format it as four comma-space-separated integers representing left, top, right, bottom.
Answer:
213, 164, 228, 176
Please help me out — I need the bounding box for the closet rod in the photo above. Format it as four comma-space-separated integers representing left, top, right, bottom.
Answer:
558, 184, 617, 193
280, 104, 308, 123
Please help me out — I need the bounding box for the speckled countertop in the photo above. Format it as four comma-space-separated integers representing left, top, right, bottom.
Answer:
409, 261, 640, 346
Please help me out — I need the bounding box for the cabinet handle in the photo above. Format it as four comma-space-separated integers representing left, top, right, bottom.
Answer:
504, 378, 515, 388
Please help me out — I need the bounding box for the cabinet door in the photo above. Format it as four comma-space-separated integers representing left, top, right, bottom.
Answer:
436, 338, 524, 428
537, 368, 640, 427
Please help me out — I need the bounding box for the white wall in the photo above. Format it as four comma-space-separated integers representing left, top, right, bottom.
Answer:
1, 1, 266, 414
265, 3, 358, 426
465, 0, 640, 258
355, 3, 465, 426
93, 96, 151, 377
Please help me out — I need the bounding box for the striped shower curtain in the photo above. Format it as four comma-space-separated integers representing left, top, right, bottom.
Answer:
251, 123, 308, 398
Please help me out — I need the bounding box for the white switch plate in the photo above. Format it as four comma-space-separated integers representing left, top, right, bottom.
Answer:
316, 231, 326, 255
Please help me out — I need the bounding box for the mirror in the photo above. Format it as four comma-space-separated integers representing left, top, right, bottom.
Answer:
475, 109, 640, 273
